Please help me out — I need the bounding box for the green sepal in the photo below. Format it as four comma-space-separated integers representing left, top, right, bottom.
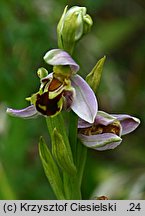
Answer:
52, 128, 77, 175
83, 14, 93, 35
39, 136, 65, 199
86, 56, 106, 93
57, 5, 68, 50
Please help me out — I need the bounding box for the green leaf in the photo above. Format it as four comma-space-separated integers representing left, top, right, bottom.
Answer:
39, 136, 65, 199
52, 128, 77, 175
86, 56, 106, 93
46, 113, 73, 162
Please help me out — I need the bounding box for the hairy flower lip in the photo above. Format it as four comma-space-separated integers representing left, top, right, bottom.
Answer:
78, 111, 140, 151
36, 92, 63, 116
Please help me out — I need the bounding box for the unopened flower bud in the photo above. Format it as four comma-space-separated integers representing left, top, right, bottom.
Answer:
57, 6, 93, 54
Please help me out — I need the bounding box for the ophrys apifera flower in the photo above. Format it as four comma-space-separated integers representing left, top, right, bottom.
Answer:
7, 49, 98, 123
78, 111, 140, 150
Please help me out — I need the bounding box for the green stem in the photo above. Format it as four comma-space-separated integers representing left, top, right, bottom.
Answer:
76, 139, 87, 188
68, 111, 78, 164
63, 173, 82, 200
62, 141, 87, 199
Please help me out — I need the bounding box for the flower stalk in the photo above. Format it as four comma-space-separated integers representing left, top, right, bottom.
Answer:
68, 111, 78, 164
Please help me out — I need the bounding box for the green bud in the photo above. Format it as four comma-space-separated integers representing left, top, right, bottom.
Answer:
52, 128, 77, 175
86, 56, 106, 94
37, 67, 48, 79
57, 6, 93, 54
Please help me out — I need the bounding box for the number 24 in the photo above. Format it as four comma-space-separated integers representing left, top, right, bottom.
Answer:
129, 203, 141, 211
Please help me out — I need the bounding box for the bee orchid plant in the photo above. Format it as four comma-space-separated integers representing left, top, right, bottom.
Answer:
7, 6, 140, 200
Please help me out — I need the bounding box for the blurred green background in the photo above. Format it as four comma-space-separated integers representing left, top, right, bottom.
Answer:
0, 0, 145, 199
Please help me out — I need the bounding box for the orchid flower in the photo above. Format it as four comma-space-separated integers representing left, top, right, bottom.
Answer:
78, 110, 140, 151
7, 49, 98, 123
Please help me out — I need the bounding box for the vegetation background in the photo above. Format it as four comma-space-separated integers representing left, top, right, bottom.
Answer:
0, 0, 145, 199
